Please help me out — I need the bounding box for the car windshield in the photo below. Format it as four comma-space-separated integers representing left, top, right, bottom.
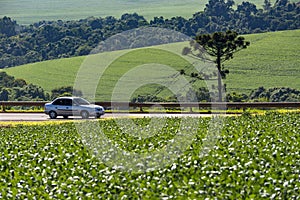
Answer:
73, 98, 90, 105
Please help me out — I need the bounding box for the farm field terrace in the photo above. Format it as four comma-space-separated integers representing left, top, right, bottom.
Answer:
0, 112, 299, 199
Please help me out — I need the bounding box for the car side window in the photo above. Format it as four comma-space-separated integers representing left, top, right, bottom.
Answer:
53, 99, 63, 105
65, 99, 72, 106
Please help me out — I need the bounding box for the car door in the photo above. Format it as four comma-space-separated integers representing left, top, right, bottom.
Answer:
71, 98, 83, 116
52, 98, 65, 115
63, 99, 73, 116
52, 98, 71, 116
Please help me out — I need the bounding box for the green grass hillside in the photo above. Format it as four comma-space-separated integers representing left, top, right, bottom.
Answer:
2, 46, 212, 101
1, 0, 297, 25
2, 29, 300, 101
226, 29, 300, 94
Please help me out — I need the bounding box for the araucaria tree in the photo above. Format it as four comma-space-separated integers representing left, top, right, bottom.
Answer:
183, 30, 250, 102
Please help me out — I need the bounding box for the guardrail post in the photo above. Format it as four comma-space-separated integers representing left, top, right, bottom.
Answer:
1, 102, 5, 112
139, 104, 143, 112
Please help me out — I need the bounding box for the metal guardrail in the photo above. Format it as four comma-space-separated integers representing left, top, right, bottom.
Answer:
0, 101, 300, 112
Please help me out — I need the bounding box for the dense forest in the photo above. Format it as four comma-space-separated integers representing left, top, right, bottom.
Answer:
0, 0, 299, 68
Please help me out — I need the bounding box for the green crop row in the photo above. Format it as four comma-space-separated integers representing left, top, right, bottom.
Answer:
0, 113, 299, 199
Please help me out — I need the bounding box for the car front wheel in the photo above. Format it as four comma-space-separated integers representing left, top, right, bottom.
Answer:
49, 111, 57, 119
81, 111, 89, 119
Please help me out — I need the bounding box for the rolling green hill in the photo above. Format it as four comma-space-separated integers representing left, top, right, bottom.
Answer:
2, 29, 300, 101
1, 0, 297, 25
1, 45, 212, 101
225, 29, 300, 94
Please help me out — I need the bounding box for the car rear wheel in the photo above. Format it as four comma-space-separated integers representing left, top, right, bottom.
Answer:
95, 114, 101, 119
81, 111, 89, 119
49, 111, 57, 119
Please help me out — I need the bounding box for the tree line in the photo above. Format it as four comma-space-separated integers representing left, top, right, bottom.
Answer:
1, 71, 299, 102
0, 72, 48, 101
133, 86, 300, 103
0, 72, 81, 101
0, 0, 299, 68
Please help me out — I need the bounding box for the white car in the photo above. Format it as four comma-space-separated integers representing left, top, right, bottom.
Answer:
45, 97, 105, 119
